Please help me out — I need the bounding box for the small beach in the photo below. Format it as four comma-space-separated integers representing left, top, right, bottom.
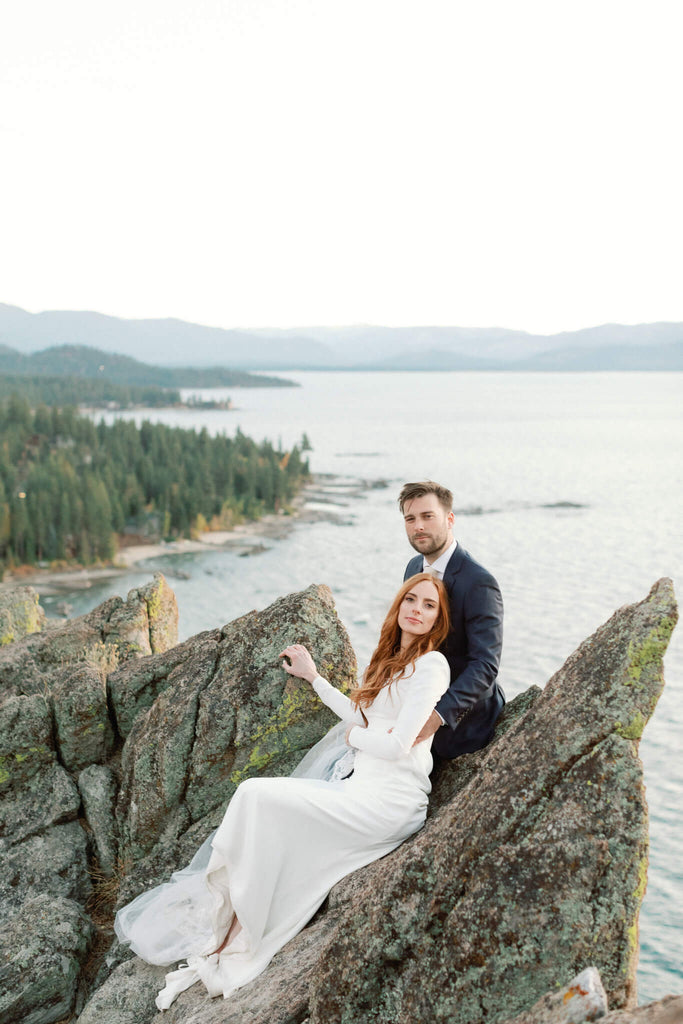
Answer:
0, 476, 362, 597
1, 505, 304, 596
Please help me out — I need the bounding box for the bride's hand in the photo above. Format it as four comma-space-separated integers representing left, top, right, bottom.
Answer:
279, 644, 318, 684
345, 723, 365, 744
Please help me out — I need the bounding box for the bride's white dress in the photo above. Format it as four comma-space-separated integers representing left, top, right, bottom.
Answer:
114, 650, 449, 1008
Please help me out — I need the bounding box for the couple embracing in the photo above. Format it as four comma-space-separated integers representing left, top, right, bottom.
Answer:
115, 480, 505, 1008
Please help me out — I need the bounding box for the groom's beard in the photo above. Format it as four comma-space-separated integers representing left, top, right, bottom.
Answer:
409, 528, 449, 558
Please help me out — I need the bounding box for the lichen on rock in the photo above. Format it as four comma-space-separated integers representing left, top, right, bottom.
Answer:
0, 576, 679, 1024
0, 585, 46, 645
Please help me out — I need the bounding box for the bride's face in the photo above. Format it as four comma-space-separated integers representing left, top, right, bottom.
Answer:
397, 580, 440, 643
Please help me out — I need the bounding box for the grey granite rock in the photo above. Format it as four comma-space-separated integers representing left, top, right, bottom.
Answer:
305, 578, 677, 1023
600, 994, 683, 1022
76, 955, 168, 1024
0, 760, 81, 844
3, 579, 680, 1024
501, 966, 608, 1023
0, 692, 54, 795
0, 572, 177, 700
0, 574, 178, 1024
499, 969, 683, 1024
0, 584, 45, 644
53, 663, 117, 771
102, 574, 178, 660
108, 631, 219, 740
0, 892, 93, 1024
79, 764, 120, 879
115, 584, 357, 872
0, 821, 91, 903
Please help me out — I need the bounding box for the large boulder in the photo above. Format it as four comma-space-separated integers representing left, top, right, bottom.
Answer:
75, 956, 172, 1024
0, 584, 45, 645
0, 578, 357, 1024
82, 578, 678, 1024
305, 578, 677, 1023
0, 891, 93, 1024
2, 576, 679, 1024
53, 663, 117, 772
115, 585, 358, 891
499, 967, 683, 1024
0, 573, 178, 1024
0, 572, 178, 700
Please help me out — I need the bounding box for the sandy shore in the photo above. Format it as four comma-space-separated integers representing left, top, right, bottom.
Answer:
1, 503, 307, 594
0, 477, 364, 595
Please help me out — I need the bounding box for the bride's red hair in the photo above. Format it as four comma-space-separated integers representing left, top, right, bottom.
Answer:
351, 573, 451, 713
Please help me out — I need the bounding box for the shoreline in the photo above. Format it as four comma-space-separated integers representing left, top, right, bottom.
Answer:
1, 507, 304, 595
0, 475, 369, 596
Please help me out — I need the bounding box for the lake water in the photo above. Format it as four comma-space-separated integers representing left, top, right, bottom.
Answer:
54, 371, 682, 1002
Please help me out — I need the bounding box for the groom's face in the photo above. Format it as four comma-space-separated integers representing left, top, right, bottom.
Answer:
403, 494, 454, 559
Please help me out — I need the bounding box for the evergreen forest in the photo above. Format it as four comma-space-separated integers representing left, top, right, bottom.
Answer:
0, 343, 295, 389
0, 395, 309, 570
0, 373, 181, 409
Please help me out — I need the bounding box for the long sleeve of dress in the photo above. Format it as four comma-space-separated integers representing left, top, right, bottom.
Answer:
347, 651, 450, 760
311, 675, 366, 724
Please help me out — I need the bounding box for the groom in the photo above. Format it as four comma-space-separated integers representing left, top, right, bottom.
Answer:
400, 480, 505, 759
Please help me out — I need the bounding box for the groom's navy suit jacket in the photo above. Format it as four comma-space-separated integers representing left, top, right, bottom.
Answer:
404, 545, 505, 759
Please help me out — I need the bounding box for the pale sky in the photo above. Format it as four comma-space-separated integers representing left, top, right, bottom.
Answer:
2, 0, 682, 335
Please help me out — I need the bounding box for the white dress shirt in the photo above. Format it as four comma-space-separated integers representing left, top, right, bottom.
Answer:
422, 538, 457, 579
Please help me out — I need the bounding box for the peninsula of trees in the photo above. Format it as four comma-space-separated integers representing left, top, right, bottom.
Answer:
0, 395, 309, 570
0, 373, 182, 409
0, 342, 297, 401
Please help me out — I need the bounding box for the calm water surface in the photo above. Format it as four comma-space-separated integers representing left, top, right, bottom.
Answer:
58, 372, 681, 1001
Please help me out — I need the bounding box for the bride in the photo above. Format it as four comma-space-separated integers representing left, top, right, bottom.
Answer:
115, 573, 451, 1009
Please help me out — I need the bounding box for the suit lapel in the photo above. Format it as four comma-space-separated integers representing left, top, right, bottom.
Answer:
405, 554, 423, 580
442, 544, 467, 587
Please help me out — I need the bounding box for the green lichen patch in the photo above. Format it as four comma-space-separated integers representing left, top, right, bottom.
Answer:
614, 712, 646, 741
625, 615, 677, 688
230, 685, 325, 787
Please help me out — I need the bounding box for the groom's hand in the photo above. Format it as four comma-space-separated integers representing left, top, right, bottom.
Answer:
412, 710, 443, 746
387, 710, 443, 745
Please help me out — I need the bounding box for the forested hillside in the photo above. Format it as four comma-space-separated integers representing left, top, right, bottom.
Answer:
0, 373, 180, 408
0, 343, 296, 388
0, 396, 309, 569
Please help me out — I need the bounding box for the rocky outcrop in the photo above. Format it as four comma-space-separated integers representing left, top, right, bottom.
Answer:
0, 584, 46, 644
500, 967, 683, 1024
501, 966, 609, 1023
1, 576, 679, 1024
0, 891, 93, 1024
110, 584, 358, 904
0, 577, 355, 1024
303, 578, 677, 1024
0, 574, 180, 1024
598, 995, 683, 1023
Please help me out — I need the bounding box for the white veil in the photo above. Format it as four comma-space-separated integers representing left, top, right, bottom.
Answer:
114, 721, 354, 966
290, 720, 353, 782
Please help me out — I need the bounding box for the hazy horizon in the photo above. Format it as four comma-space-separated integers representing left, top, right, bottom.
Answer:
3, 301, 683, 338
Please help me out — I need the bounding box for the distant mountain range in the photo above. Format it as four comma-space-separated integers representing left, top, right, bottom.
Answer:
1, 303, 682, 371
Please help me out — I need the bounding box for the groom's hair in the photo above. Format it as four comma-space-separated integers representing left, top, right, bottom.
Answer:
398, 480, 453, 514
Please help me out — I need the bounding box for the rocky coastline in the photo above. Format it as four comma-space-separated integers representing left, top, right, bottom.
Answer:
0, 573, 679, 1023
0, 473, 375, 599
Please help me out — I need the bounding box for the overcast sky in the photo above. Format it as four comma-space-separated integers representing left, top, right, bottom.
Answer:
2, 0, 681, 334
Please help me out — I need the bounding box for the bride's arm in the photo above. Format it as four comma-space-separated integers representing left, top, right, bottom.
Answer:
311, 675, 366, 724
280, 643, 365, 724
346, 651, 450, 760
